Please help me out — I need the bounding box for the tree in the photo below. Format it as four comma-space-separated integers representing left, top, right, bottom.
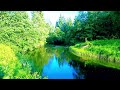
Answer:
0, 11, 51, 52
55, 14, 66, 31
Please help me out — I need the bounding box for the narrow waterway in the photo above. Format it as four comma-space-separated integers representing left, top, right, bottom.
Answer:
29, 46, 120, 79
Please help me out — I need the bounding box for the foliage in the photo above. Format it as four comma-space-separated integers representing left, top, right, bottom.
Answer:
0, 44, 41, 79
46, 27, 65, 45
0, 11, 50, 53
1, 11, 120, 78
49, 11, 120, 46
48, 15, 74, 45
0, 11, 51, 79
32, 11, 50, 46
28, 47, 53, 74
73, 11, 120, 41
69, 39, 120, 69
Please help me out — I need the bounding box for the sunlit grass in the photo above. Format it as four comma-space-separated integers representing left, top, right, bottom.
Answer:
69, 39, 120, 69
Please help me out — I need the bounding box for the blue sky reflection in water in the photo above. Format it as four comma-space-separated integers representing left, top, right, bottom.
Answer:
42, 54, 85, 79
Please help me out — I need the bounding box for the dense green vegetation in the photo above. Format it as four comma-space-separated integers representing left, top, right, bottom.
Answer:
0, 44, 41, 79
47, 11, 120, 69
1, 11, 120, 79
69, 39, 120, 69
47, 11, 120, 45
0, 11, 51, 79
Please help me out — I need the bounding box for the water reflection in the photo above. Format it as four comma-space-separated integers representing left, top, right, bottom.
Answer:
42, 54, 85, 79
29, 46, 120, 79
29, 47, 53, 74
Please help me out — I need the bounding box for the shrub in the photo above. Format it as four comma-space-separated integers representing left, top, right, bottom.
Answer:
0, 44, 41, 79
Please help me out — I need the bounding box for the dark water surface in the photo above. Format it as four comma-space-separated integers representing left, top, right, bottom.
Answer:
30, 46, 120, 79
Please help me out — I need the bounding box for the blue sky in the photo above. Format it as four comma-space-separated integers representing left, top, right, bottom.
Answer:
28, 11, 79, 27
43, 11, 79, 27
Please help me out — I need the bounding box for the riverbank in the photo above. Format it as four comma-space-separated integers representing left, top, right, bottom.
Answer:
0, 43, 48, 79
69, 39, 120, 70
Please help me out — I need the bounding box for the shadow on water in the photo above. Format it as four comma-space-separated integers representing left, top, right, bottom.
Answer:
30, 46, 120, 79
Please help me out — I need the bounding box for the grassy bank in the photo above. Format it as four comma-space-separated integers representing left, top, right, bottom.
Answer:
69, 39, 120, 70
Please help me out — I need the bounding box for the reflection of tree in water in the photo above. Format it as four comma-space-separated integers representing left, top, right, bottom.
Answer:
58, 51, 65, 66
57, 49, 72, 65
52, 47, 86, 79
69, 60, 86, 79
49, 47, 66, 67
57, 50, 71, 67
29, 46, 86, 78
29, 47, 53, 74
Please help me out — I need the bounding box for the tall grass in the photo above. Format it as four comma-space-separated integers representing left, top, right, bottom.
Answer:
69, 39, 120, 69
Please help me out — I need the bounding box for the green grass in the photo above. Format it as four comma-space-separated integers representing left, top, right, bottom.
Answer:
69, 39, 120, 70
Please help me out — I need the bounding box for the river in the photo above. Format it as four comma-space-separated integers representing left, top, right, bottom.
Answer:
28, 46, 120, 79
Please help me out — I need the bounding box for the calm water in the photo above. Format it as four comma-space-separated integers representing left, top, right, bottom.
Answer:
30, 46, 120, 79
42, 54, 85, 79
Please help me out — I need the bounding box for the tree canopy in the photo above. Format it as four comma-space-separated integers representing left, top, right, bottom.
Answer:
47, 11, 120, 45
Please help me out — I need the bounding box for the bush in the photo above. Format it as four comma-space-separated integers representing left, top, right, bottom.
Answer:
0, 44, 41, 79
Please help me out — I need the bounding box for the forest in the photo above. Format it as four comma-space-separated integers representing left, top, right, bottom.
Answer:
0, 11, 120, 79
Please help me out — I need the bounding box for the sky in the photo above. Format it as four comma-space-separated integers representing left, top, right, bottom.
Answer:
43, 11, 79, 27
27, 11, 79, 27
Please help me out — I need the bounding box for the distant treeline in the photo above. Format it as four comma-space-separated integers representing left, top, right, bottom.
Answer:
47, 11, 120, 45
